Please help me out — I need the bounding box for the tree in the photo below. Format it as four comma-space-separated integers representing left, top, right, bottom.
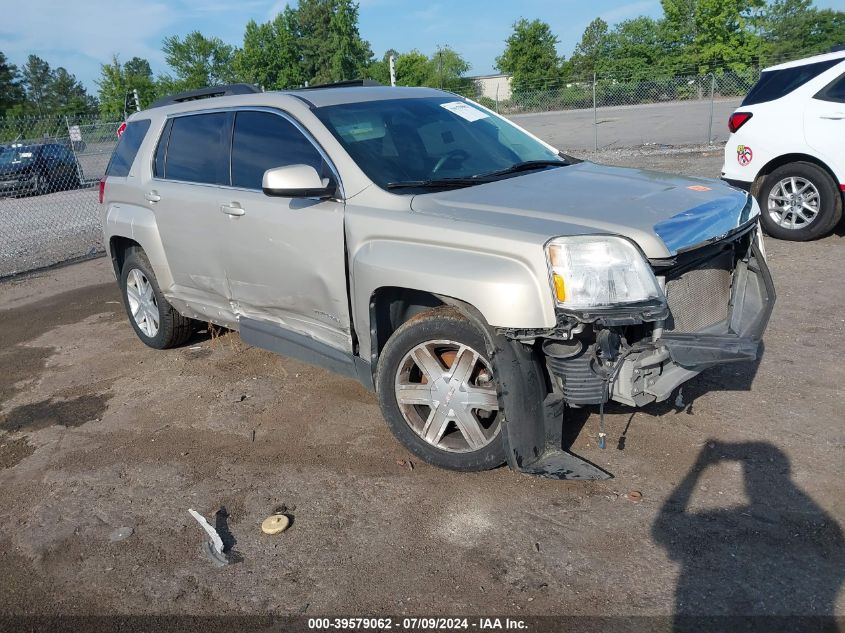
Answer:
763, 0, 845, 61
692, 0, 766, 72
297, 0, 372, 85
20, 55, 52, 114
234, 8, 305, 89
45, 67, 97, 116
659, 0, 766, 72
431, 46, 471, 92
124, 57, 157, 108
496, 18, 567, 95
0, 52, 24, 116
161, 31, 237, 90
97, 56, 156, 118
601, 17, 668, 80
571, 18, 609, 78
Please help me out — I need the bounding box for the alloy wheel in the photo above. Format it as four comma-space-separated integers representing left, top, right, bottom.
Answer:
125, 268, 160, 338
394, 340, 500, 453
767, 176, 821, 230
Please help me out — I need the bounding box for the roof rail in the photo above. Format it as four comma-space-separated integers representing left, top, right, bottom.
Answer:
299, 79, 383, 90
149, 84, 261, 109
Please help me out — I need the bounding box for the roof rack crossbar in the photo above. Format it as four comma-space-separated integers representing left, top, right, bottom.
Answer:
149, 84, 261, 109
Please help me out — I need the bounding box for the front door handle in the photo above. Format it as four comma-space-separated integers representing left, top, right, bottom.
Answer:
145, 190, 161, 203
820, 113, 844, 120
220, 202, 245, 216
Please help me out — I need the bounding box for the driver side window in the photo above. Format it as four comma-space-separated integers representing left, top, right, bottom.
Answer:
231, 111, 325, 190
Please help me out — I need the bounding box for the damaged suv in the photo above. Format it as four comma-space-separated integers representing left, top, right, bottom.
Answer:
101, 83, 775, 479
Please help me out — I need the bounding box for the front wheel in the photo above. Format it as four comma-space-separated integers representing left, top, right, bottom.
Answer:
376, 306, 506, 471
759, 162, 843, 241
120, 247, 194, 349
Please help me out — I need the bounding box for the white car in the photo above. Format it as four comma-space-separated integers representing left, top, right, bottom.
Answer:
722, 49, 845, 241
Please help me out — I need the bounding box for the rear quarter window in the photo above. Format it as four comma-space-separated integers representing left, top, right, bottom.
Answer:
106, 119, 151, 177
815, 72, 845, 103
741, 59, 841, 106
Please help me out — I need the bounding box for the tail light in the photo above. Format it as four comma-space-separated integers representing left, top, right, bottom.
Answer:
98, 177, 106, 204
729, 112, 753, 133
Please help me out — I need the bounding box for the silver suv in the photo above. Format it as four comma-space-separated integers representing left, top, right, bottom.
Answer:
101, 83, 775, 479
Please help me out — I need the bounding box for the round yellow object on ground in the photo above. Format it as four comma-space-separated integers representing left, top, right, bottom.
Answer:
261, 514, 290, 535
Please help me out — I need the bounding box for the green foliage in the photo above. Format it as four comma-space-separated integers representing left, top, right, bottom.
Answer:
10, 54, 96, 118
570, 18, 609, 78
161, 31, 237, 90
599, 17, 668, 80
296, 0, 372, 85
0, 52, 24, 116
233, 10, 304, 89
496, 18, 567, 94
763, 0, 845, 61
97, 56, 157, 118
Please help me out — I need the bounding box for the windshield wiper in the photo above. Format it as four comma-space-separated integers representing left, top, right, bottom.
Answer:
475, 160, 569, 179
385, 178, 483, 190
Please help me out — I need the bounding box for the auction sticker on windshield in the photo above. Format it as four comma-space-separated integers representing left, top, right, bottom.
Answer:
440, 101, 488, 122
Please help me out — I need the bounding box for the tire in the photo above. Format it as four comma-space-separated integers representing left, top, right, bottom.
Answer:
34, 173, 50, 196
376, 306, 506, 471
120, 247, 194, 349
758, 162, 842, 241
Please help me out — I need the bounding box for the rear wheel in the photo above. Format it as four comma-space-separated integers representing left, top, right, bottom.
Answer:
759, 162, 842, 241
120, 247, 194, 349
376, 306, 506, 471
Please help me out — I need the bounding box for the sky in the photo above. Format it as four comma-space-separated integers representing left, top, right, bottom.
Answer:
1, 0, 844, 93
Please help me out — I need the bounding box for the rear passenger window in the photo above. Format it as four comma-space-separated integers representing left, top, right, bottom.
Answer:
742, 59, 840, 106
815, 72, 845, 103
165, 113, 231, 185
231, 111, 324, 190
106, 119, 151, 177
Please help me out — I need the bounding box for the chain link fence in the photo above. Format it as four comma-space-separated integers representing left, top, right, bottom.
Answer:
468, 69, 760, 151
0, 115, 121, 278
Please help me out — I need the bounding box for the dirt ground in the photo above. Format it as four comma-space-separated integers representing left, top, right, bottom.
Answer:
0, 147, 843, 623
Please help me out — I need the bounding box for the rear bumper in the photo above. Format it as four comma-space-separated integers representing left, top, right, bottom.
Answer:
721, 177, 751, 192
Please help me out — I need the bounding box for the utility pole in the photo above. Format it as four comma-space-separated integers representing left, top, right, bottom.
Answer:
389, 54, 396, 87
438, 49, 443, 89
132, 88, 141, 112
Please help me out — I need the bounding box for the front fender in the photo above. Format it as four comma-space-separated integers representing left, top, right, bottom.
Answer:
103, 202, 174, 292
351, 239, 556, 353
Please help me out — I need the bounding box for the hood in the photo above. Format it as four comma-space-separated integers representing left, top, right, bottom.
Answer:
409, 162, 752, 258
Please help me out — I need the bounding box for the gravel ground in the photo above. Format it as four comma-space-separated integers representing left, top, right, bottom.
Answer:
0, 149, 842, 625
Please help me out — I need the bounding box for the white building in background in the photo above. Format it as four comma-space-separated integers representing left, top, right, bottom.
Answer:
468, 74, 513, 102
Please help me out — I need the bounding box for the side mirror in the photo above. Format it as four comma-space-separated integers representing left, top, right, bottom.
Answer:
262, 164, 334, 198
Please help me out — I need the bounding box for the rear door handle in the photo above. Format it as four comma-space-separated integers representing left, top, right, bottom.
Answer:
145, 190, 161, 203
220, 202, 245, 216
820, 113, 844, 120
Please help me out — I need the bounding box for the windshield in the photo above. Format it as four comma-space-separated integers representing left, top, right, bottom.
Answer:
0, 146, 38, 166
314, 97, 565, 190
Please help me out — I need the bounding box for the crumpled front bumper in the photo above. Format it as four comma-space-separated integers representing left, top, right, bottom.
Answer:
610, 230, 775, 407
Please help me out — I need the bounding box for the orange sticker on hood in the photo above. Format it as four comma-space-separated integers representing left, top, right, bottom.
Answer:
687, 185, 712, 191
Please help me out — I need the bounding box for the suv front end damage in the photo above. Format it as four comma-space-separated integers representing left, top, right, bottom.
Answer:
495, 204, 774, 480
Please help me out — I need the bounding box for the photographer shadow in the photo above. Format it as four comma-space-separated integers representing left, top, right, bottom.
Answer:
652, 441, 844, 632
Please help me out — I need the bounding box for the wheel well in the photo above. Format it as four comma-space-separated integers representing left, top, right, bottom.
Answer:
369, 287, 444, 360
752, 153, 839, 198
109, 236, 141, 278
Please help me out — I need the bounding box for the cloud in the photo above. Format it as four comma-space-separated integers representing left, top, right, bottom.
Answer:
0, 0, 175, 68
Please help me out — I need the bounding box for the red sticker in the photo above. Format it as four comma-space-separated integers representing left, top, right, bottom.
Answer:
737, 145, 753, 166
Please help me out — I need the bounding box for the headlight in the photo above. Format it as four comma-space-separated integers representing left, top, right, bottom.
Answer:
545, 236, 663, 309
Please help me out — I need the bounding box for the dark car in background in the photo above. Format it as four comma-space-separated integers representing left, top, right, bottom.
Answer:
0, 142, 82, 197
